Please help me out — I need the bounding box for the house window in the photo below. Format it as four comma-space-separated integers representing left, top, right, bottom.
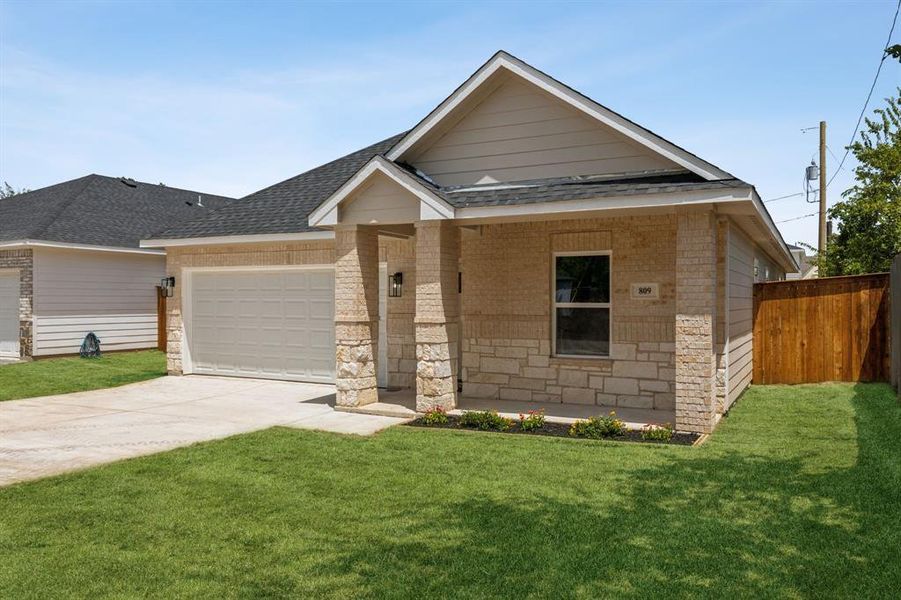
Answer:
553, 252, 611, 357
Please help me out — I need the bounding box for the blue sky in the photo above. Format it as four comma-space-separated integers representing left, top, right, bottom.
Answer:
1, 0, 898, 247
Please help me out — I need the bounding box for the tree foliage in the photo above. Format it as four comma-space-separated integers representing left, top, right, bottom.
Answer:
818, 89, 901, 276
0, 182, 29, 199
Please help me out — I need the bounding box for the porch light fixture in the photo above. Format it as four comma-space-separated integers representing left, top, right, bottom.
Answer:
388, 272, 403, 298
160, 276, 175, 298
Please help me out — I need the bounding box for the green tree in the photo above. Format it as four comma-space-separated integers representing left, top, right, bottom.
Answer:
819, 89, 901, 276
0, 182, 29, 199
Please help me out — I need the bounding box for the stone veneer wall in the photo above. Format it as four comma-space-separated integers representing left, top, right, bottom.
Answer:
458, 215, 678, 412
674, 210, 717, 433
383, 237, 417, 389
0, 249, 34, 359
164, 241, 336, 375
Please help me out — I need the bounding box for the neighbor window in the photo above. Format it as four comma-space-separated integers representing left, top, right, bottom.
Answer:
553, 253, 611, 357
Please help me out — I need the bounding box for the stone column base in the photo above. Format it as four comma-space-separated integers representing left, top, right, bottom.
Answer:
336, 320, 379, 407
415, 322, 458, 412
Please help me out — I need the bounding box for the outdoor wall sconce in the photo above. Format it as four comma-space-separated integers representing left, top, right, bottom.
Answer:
388, 272, 403, 298
160, 276, 175, 298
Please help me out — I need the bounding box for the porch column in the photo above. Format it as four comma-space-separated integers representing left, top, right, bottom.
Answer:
335, 225, 379, 407
414, 220, 459, 412
674, 208, 717, 433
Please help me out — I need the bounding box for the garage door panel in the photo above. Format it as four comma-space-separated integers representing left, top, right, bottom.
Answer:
189, 270, 335, 383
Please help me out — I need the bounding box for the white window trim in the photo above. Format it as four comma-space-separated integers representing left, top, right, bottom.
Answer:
551, 250, 612, 359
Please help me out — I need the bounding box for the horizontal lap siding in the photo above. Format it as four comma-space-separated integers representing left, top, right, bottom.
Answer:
410, 79, 678, 186
32, 248, 164, 355
727, 226, 754, 407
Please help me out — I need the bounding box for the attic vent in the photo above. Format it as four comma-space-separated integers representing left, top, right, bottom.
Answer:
120, 177, 137, 188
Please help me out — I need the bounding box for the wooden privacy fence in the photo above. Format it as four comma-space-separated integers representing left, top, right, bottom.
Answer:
156, 286, 167, 353
753, 273, 891, 384
892, 254, 900, 394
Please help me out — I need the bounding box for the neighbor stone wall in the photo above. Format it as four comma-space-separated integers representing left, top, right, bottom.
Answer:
164, 240, 335, 375
458, 215, 678, 412
0, 249, 33, 359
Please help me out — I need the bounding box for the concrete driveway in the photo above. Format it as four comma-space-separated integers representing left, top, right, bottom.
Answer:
0, 376, 407, 486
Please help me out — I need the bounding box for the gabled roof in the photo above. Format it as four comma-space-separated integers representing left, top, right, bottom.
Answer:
149, 133, 405, 241
386, 50, 732, 181
0, 175, 233, 249
307, 155, 455, 226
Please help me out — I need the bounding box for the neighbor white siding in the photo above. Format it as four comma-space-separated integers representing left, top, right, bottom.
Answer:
32, 248, 164, 356
409, 78, 680, 186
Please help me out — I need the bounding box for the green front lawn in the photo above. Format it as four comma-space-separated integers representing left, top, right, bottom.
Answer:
0, 350, 166, 401
1, 383, 899, 598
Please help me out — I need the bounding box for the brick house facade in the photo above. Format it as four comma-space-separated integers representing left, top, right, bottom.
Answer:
146, 51, 795, 434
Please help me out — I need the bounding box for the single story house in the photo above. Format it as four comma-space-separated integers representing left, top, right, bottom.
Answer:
142, 51, 797, 434
0, 175, 232, 359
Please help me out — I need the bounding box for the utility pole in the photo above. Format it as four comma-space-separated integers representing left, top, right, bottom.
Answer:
818, 121, 827, 253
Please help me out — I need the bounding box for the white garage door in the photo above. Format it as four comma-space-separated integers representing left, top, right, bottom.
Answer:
188, 269, 335, 383
0, 271, 20, 359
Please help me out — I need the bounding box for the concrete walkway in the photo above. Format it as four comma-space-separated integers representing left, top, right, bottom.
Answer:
0, 376, 406, 487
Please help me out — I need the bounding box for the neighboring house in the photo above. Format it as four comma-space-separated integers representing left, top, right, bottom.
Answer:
142, 51, 797, 434
785, 244, 819, 279
0, 175, 233, 359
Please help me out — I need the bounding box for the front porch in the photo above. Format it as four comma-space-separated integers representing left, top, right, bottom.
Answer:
330, 209, 722, 434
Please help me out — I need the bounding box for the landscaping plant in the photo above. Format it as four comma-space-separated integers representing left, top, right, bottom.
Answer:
420, 406, 449, 426
569, 411, 627, 439
641, 422, 674, 442
458, 410, 513, 431
518, 409, 546, 432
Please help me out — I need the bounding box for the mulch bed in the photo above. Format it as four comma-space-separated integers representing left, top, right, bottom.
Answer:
406, 415, 700, 445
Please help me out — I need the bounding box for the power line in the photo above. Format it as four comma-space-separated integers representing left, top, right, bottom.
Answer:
777, 212, 818, 224
826, 0, 900, 188
764, 192, 805, 203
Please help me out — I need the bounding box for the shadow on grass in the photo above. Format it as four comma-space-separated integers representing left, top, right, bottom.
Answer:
319, 384, 900, 598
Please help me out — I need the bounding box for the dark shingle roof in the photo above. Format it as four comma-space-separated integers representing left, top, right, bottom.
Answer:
0, 175, 234, 248
153, 133, 406, 239
440, 173, 750, 208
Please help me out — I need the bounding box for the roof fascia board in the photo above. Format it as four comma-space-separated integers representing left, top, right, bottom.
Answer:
0, 239, 165, 255
386, 51, 730, 181
140, 231, 334, 248
307, 156, 455, 227
748, 188, 799, 271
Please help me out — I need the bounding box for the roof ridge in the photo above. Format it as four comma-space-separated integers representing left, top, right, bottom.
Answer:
28, 174, 100, 239
87, 174, 235, 200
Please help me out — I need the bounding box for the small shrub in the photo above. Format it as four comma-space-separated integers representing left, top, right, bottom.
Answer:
641, 422, 674, 442
518, 409, 546, 432
569, 411, 627, 439
420, 406, 449, 426
459, 410, 513, 431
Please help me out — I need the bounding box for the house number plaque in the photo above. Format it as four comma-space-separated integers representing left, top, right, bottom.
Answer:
630, 283, 659, 300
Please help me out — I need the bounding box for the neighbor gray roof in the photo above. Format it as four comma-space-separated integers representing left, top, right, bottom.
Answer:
153, 133, 406, 239
0, 175, 234, 248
